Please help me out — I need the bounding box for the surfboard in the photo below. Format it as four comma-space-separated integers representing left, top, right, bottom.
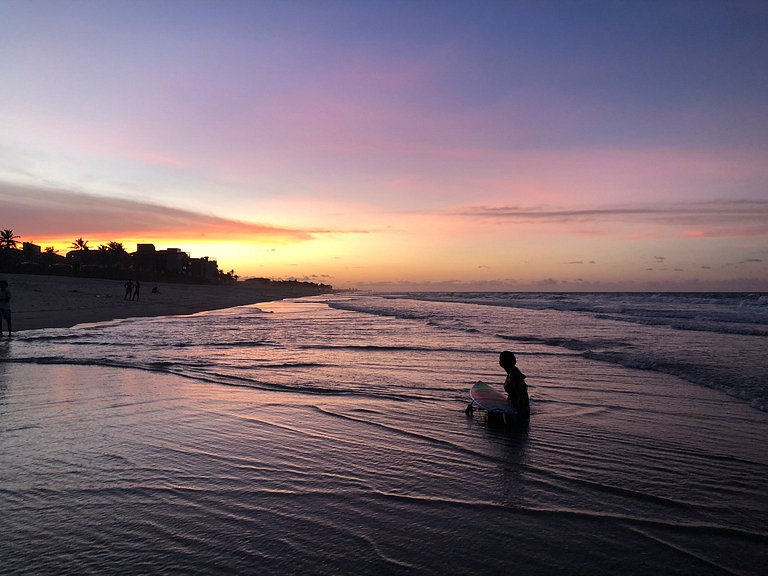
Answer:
467, 381, 517, 416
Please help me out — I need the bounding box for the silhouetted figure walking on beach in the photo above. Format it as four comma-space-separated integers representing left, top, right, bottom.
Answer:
0, 280, 12, 336
124, 279, 134, 301
500, 351, 530, 419
132, 280, 140, 301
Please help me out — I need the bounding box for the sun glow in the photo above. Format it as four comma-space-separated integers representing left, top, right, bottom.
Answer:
1, 2, 766, 291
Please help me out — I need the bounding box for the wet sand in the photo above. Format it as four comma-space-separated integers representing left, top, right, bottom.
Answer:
1, 297, 766, 575
0, 273, 326, 332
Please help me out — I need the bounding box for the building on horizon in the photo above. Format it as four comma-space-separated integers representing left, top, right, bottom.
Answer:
4, 238, 223, 282
132, 244, 219, 282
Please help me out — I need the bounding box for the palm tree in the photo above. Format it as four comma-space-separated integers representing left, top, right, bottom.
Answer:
71, 237, 90, 251
97, 241, 128, 271
219, 269, 239, 283
107, 241, 126, 254
40, 245, 62, 269
0, 229, 20, 250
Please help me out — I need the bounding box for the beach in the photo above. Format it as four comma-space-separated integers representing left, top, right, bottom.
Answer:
1, 292, 766, 575
1, 273, 328, 332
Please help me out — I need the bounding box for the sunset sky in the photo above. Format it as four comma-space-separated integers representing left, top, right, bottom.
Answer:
2, 0, 767, 290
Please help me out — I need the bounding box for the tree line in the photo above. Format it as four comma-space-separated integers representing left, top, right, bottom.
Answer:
0, 229, 122, 255
0, 229, 235, 282
0, 229, 332, 292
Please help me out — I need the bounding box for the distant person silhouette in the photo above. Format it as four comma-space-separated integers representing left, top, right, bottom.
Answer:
500, 351, 530, 419
0, 280, 11, 336
124, 279, 134, 301
151, 286, 160, 294
132, 280, 140, 301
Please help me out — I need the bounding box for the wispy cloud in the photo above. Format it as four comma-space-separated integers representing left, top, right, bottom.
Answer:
355, 275, 768, 292
0, 181, 313, 241
453, 199, 768, 237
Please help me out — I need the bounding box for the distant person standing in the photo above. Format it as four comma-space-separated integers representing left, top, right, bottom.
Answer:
500, 350, 530, 419
124, 279, 134, 301
0, 280, 11, 336
132, 280, 141, 301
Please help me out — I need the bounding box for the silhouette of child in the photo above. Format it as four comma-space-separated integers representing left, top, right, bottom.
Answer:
500, 350, 529, 419
0, 280, 11, 336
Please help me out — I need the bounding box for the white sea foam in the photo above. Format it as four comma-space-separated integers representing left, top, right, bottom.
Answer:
331, 293, 768, 412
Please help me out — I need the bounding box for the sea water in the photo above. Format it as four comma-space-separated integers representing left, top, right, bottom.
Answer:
0, 293, 766, 575
334, 292, 768, 410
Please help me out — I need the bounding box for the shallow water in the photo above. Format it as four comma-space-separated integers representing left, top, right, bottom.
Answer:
0, 296, 766, 575
333, 292, 768, 411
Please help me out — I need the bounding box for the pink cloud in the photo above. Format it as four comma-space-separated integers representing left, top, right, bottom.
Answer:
681, 227, 768, 238
0, 181, 313, 241
453, 199, 768, 238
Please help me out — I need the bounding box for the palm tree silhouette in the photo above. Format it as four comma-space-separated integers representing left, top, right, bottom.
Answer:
95, 241, 129, 270
107, 241, 126, 254
71, 238, 90, 251
0, 229, 20, 250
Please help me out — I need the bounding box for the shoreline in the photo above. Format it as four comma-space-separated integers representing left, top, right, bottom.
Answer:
1, 273, 328, 332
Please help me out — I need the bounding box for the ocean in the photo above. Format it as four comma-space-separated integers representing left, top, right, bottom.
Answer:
1, 292, 766, 575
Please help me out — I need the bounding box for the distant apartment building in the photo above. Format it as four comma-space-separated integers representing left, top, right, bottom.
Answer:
133, 244, 219, 281
189, 256, 219, 281
6, 240, 221, 281
23, 242, 42, 260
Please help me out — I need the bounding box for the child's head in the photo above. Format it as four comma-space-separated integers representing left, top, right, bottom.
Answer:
499, 350, 517, 372
0, 280, 7, 289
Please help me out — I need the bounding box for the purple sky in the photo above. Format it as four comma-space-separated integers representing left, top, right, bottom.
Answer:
1, 1, 767, 289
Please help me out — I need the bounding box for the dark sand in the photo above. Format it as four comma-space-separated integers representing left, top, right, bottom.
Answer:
0, 273, 325, 332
